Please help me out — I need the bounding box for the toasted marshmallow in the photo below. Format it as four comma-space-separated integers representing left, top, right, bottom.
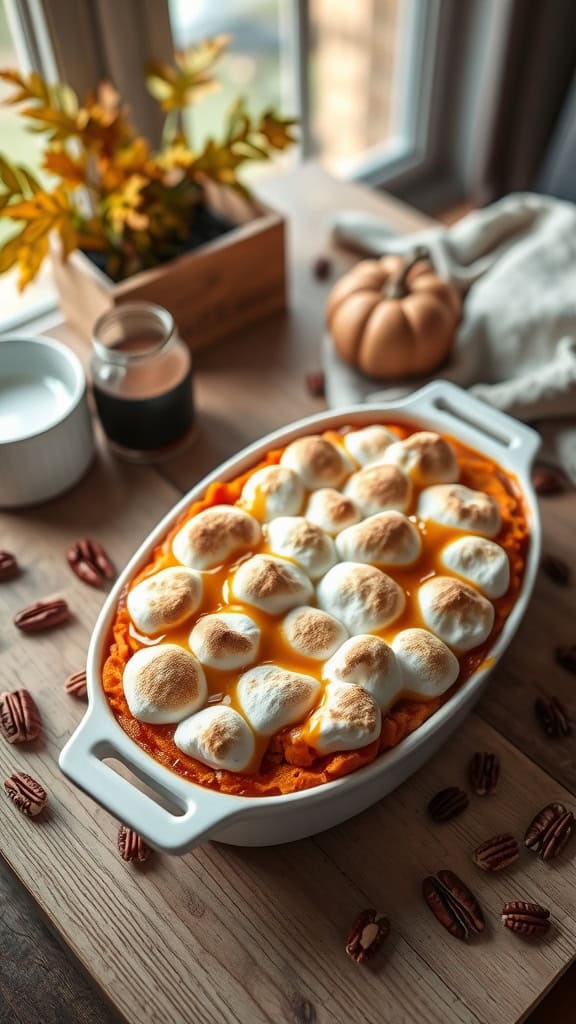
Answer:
282, 606, 348, 660
344, 464, 411, 516
441, 536, 510, 599
418, 484, 501, 538
266, 516, 337, 580
236, 665, 320, 736
127, 567, 203, 636
231, 554, 313, 614
280, 435, 353, 490
174, 706, 255, 772
317, 562, 405, 634
323, 635, 401, 710
240, 465, 304, 522
392, 628, 460, 698
305, 488, 362, 535
172, 505, 261, 570
343, 425, 397, 466
123, 644, 207, 724
418, 576, 495, 652
336, 511, 422, 568
189, 612, 260, 670
306, 683, 381, 754
382, 431, 459, 485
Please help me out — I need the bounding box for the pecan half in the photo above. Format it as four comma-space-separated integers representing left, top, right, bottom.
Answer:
0, 690, 42, 743
427, 787, 469, 823
534, 696, 571, 738
305, 371, 326, 398
4, 771, 47, 816
422, 870, 485, 941
64, 669, 87, 699
117, 824, 150, 864
14, 598, 70, 633
0, 551, 19, 581
345, 908, 390, 964
66, 538, 115, 588
531, 465, 567, 496
473, 833, 519, 872
525, 802, 574, 861
312, 255, 332, 281
501, 901, 550, 937
555, 645, 576, 675
469, 752, 500, 796
541, 554, 570, 587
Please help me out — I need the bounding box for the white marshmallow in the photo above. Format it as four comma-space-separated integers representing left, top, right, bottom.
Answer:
417, 484, 501, 537
305, 488, 362, 536
344, 463, 411, 516
174, 706, 255, 772
189, 612, 260, 670
418, 576, 495, 652
230, 554, 313, 615
323, 635, 402, 710
172, 504, 261, 570
317, 561, 405, 635
281, 606, 348, 660
441, 536, 510, 599
127, 567, 203, 636
336, 511, 422, 567
266, 516, 337, 579
306, 683, 381, 754
382, 431, 459, 485
392, 628, 460, 698
236, 665, 321, 736
240, 464, 304, 521
343, 425, 397, 466
280, 434, 353, 490
123, 644, 207, 724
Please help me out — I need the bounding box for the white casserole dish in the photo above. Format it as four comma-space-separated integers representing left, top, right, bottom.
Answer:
59, 381, 541, 853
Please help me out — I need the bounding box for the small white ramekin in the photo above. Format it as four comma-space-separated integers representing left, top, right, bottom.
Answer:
0, 335, 95, 508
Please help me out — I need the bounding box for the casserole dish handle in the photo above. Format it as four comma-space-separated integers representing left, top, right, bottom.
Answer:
59, 711, 240, 854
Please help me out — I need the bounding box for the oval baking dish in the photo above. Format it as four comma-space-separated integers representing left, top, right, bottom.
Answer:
59, 381, 541, 853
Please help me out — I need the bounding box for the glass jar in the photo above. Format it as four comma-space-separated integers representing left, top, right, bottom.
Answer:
90, 302, 195, 461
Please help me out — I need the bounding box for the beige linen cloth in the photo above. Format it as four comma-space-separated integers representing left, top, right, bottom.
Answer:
323, 192, 576, 480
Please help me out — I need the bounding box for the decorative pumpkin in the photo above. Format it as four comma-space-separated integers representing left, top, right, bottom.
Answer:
327, 246, 462, 380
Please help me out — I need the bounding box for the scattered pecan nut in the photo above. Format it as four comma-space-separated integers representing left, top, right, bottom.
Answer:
118, 824, 151, 864
14, 598, 70, 633
501, 901, 550, 937
473, 833, 520, 872
422, 870, 485, 941
0, 690, 42, 744
312, 255, 332, 281
469, 752, 500, 796
64, 669, 87, 699
66, 538, 115, 588
531, 465, 567, 496
4, 771, 47, 816
525, 802, 574, 861
427, 786, 469, 823
345, 908, 390, 964
0, 551, 19, 581
555, 645, 576, 675
534, 696, 571, 738
541, 553, 570, 587
305, 371, 326, 398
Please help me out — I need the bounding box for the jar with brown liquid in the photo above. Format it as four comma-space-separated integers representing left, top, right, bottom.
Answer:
91, 303, 194, 461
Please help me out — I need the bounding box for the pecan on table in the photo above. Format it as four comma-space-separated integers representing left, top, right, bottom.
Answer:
473, 834, 519, 872
555, 645, 576, 676
501, 901, 550, 937
469, 752, 500, 796
4, 771, 47, 816
422, 870, 485, 941
117, 824, 151, 864
534, 696, 571, 738
64, 669, 87, 699
531, 465, 567, 496
525, 802, 574, 861
541, 554, 571, 587
345, 908, 390, 964
66, 538, 115, 588
0, 551, 19, 581
427, 787, 469, 823
14, 598, 70, 633
0, 690, 42, 743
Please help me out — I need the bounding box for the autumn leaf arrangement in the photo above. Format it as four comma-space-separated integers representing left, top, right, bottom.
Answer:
0, 35, 296, 289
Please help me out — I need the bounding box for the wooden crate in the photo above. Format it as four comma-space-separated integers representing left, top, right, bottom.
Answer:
51, 187, 286, 352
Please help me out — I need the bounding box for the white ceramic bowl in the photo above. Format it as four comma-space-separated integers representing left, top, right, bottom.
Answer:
0, 335, 94, 507
59, 382, 541, 853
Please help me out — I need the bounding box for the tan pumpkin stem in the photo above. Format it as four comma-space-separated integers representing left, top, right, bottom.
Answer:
384, 245, 431, 299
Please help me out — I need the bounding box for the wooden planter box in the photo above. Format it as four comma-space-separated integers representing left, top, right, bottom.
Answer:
51, 186, 286, 352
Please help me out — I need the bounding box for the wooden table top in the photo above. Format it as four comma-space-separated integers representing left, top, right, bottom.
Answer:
2, 164, 576, 1024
